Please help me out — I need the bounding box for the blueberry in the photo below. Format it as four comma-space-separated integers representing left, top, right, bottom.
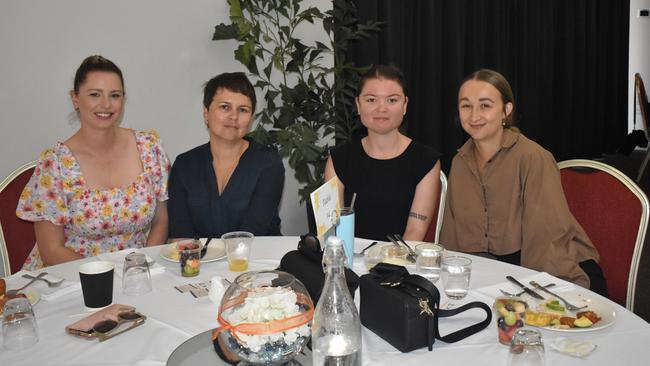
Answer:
516, 319, 524, 328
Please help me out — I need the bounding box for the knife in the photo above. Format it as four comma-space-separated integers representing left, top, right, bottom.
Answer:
505, 276, 545, 300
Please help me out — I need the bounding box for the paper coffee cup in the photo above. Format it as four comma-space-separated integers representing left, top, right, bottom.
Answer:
79, 261, 115, 310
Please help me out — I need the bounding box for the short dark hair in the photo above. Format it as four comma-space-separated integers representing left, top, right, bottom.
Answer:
203, 72, 256, 111
73, 55, 124, 94
357, 64, 407, 96
462, 68, 516, 127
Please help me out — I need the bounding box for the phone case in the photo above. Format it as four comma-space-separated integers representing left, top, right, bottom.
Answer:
65, 304, 135, 339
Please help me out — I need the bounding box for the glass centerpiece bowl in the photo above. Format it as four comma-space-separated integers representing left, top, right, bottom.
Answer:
213, 270, 314, 365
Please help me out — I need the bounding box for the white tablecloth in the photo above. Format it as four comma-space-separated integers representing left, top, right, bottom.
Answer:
2, 237, 649, 365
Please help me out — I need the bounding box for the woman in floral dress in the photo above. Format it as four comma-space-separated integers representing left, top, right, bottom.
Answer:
16, 55, 170, 270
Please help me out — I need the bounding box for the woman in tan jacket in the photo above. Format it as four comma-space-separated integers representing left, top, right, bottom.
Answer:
440, 69, 607, 295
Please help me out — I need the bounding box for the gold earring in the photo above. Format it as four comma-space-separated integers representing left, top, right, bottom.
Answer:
501, 120, 506, 127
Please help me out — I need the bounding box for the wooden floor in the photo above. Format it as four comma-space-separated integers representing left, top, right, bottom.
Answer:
597, 149, 650, 322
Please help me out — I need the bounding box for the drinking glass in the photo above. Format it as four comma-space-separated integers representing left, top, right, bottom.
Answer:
507, 329, 546, 366
336, 207, 355, 267
222, 231, 254, 272
441, 256, 472, 299
122, 252, 152, 295
415, 243, 444, 283
2, 297, 39, 350
178, 240, 202, 277
493, 296, 528, 345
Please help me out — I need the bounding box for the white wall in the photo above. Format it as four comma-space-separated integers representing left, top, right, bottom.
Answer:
0, 0, 331, 235
629, 0, 650, 131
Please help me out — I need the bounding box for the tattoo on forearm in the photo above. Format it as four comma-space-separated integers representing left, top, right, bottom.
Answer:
409, 212, 428, 221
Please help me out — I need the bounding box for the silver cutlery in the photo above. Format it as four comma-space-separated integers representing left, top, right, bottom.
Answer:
394, 234, 418, 262
505, 276, 545, 300
354, 241, 378, 258
199, 237, 214, 259
385, 235, 416, 263
22, 273, 64, 287
6, 272, 47, 296
529, 280, 587, 311
499, 283, 555, 297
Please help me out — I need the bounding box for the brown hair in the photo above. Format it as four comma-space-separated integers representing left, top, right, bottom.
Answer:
462, 69, 516, 129
73, 55, 124, 94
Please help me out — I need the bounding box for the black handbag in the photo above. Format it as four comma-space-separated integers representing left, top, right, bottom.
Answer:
278, 233, 359, 303
360, 263, 492, 353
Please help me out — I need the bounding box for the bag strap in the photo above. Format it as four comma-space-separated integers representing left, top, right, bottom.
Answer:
400, 275, 492, 346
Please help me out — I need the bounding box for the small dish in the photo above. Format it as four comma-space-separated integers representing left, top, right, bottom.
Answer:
364, 242, 414, 270
160, 238, 226, 263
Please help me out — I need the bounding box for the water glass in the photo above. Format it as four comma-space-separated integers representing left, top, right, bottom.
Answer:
2, 297, 39, 350
415, 243, 444, 283
122, 252, 152, 295
507, 329, 546, 366
222, 231, 254, 272
441, 256, 472, 299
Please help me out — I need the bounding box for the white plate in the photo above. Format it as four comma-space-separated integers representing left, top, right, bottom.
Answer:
160, 238, 226, 263
0, 288, 40, 317
531, 291, 616, 332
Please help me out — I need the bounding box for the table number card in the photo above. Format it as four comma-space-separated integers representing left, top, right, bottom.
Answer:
310, 178, 340, 241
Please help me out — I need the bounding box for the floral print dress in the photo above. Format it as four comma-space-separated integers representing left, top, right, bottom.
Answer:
16, 130, 170, 270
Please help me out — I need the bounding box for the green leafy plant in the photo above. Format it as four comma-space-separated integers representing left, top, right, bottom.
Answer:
213, 0, 381, 201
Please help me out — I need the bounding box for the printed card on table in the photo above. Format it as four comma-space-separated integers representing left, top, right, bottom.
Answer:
310, 178, 340, 241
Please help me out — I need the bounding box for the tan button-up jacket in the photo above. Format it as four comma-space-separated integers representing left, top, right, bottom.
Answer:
440, 129, 599, 288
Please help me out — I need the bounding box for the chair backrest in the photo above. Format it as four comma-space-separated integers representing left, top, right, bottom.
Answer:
558, 159, 649, 310
636, 73, 649, 132
423, 170, 447, 243
0, 161, 37, 276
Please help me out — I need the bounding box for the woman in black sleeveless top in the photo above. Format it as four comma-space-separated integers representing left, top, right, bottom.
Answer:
324, 65, 441, 241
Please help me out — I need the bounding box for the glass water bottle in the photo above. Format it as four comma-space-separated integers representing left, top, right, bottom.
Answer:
311, 236, 362, 366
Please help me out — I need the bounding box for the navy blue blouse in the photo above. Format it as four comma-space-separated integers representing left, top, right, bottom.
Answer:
167, 139, 284, 238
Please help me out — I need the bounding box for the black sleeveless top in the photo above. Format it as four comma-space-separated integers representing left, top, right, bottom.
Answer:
330, 139, 440, 240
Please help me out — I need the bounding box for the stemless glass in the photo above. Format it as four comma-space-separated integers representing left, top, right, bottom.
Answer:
441, 256, 472, 299
415, 243, 444, 283
122, 252, 152, 295
507, 329, 546, 366
222, 231, 254, 272
2, 297, 39, 350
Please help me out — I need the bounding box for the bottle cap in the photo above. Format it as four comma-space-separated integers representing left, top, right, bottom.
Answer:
325, 236, 344, 247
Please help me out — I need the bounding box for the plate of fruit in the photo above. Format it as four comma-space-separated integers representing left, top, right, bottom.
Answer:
524, 292, 616, 332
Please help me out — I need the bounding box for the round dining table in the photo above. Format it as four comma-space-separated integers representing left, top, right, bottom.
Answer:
2, 236, 649, 365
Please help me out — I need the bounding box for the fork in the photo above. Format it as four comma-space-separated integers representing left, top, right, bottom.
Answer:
394, 234, 418, 262
386, 235, 416, 263
354, 241, 378, 258
6, 272, 47, 296
499, 283, 555, 297
22, 273, 64, 287
529, 280, 587, 311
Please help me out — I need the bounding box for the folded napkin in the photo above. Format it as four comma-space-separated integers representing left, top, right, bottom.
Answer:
474, 272, 575, 302
17, 270, 82, 301
550, 337, 597, 358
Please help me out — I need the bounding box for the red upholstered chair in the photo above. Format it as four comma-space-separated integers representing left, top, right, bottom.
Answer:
0, 161, 37, 276
423, 171, 447, 243
558, 159, 649, 310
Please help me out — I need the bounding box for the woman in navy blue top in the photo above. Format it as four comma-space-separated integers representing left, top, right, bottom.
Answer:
167, 73, 284, 238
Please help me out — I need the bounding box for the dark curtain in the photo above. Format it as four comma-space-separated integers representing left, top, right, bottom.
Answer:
347, 0, 629, 171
